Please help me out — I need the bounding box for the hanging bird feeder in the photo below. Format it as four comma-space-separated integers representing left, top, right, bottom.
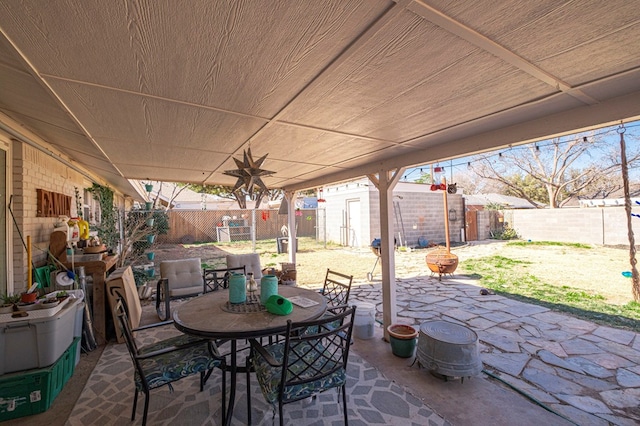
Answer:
426, 177, 459, 280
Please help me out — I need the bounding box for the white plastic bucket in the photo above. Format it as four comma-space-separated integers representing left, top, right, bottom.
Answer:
352, 302, 376, 340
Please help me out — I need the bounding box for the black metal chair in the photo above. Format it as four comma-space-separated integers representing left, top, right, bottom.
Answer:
321, 269, 353, 307
246, 305, 356, 425
113, 298, 227, 426
203, 265, 246, 293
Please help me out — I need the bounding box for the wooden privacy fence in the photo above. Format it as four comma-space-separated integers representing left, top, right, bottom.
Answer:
158, 209, 317, 244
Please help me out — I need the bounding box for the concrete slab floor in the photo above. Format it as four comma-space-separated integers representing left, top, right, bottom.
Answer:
352, 325, 575, 426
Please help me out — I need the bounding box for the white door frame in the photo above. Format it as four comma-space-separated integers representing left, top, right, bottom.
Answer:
0, 135, 13, 295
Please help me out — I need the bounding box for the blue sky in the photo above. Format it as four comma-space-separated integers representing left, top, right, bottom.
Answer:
402, 120, 640, 183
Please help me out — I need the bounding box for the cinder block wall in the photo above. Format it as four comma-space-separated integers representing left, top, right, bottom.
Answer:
321, 179, 463, 248
503, 206, 638, 246
368, 190, 464, 247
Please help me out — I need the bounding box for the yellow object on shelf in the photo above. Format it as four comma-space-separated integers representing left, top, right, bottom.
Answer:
78, 219, 90, 240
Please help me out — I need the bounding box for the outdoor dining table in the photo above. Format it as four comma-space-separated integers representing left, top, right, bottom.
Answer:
173, 285, 327, 425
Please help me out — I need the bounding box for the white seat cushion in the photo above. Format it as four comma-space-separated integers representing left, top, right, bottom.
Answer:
160, 258, 203, 297
226, 253, 262, 280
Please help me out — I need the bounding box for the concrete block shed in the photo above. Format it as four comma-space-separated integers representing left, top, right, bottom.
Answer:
318, 178, 463, 248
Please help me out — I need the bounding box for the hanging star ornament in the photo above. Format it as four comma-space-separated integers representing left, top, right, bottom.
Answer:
223, 148, 275, 196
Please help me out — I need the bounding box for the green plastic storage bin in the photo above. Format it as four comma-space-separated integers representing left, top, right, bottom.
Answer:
0, 337, 79, 421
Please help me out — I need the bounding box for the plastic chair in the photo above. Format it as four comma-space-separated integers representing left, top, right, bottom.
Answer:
203, 265, 246, 293
113, 298, 227, 426
246, 305, 356, 425
321, 269, 353, 307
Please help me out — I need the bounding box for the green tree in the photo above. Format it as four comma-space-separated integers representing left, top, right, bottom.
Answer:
186, 184, 281, 209
414, 171, 432, 184
502, 174, 548, 205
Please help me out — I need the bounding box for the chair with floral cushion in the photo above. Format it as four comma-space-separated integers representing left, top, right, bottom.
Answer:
246, 305, 356, 425
114, 298, 227, 426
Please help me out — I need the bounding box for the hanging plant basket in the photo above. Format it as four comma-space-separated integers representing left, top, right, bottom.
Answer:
146, 234, 156, 244
145, 202, 153, 210
146, 218, 155, 227
145, 184, 154, 192
146, 252, 155, 261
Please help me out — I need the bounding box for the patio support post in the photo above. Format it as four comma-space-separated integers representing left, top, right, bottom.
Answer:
251, 208, 257, 253
284, 190, 298, 264
368, 167, 405, 341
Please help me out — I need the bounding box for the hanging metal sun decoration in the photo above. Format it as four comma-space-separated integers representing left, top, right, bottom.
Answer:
223, 148, 275, 196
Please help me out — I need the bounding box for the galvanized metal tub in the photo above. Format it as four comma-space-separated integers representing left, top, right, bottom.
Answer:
416, 320, 482, 378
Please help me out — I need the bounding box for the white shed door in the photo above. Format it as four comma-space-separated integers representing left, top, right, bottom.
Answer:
347, 199, 361, 247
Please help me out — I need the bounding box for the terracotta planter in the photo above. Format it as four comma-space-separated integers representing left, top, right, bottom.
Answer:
20, 292, 37, 303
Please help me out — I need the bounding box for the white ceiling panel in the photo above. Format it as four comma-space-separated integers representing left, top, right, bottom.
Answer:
0, 0, 639, 198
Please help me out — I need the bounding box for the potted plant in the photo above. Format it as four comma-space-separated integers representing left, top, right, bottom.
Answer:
56, 290, 69, 302
0, 293, 20, 313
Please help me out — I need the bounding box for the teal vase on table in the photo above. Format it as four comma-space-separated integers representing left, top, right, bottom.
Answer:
260, 275, 278, 304
229, 273, 246, 304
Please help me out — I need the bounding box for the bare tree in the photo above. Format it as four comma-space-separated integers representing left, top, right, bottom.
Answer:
469, 130, 640, 208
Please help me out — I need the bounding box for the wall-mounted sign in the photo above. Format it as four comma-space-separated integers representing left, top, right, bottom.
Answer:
37, 189, 71, 217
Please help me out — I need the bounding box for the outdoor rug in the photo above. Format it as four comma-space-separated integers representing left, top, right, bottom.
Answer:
66, 320, 447, 426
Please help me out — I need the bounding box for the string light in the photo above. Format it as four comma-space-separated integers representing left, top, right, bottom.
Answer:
404, 121, 639, 179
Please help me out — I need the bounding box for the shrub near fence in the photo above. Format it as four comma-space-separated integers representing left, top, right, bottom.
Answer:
158, 209, 317, 244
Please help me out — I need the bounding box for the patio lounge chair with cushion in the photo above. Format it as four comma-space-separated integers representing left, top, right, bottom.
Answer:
113, 298, 227, 426
246, 305, 356, 426
156, 257, 203, 320
226, 253, 263, 280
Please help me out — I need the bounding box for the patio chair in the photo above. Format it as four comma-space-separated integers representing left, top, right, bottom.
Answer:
321, 269, 353, 307
113, 298, 227, 426
246, 305, 356, 426
203, 265, 246, 293
156, 257, 203, 320
226, 253, 263, 280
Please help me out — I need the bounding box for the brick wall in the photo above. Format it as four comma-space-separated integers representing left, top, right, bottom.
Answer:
11, 141, 88, 291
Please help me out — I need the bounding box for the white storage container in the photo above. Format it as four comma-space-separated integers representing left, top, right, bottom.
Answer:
0, 296, 81, 375
352, 302, 376, 340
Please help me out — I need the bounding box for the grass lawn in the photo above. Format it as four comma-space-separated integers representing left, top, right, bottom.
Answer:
460, 244, 640, 332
